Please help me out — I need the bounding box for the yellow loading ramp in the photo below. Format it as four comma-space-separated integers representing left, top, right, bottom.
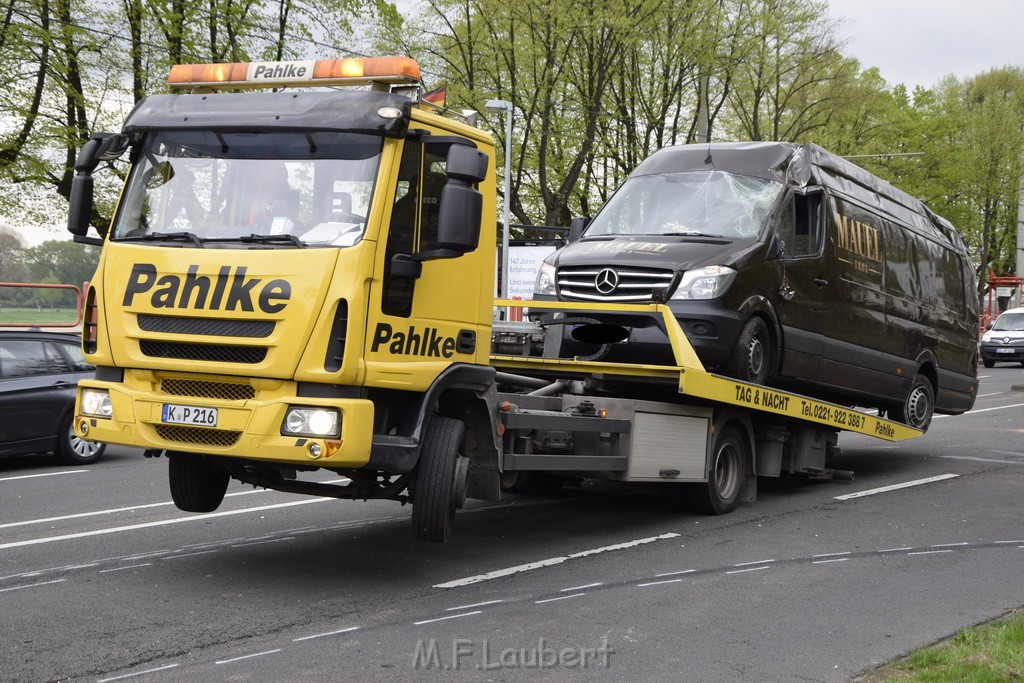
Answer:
491, 299, 922, 443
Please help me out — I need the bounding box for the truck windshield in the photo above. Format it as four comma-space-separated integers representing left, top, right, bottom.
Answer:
584, 170, 782, 239
111, 130, 383, 247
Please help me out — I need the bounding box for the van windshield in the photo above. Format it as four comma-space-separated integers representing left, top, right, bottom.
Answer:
111, 130, 383, 247
584, 170, 781, 239
992, 312, 1024, 331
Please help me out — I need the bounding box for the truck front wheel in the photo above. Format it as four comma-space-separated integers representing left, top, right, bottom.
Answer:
411, 416, 468, 543
689, 425, 747, 515
168, 452, 230, 513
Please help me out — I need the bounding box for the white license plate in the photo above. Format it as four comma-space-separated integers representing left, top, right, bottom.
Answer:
996, 348, 1016, 354
161, 403, 218, 427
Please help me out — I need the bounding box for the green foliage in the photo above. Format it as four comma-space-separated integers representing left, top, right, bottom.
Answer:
868, 610, 1024, 682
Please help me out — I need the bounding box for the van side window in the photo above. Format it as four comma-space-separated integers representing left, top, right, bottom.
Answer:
779, 192, 822, 257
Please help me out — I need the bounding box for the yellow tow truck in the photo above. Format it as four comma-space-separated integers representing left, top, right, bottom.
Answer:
66, 56, 920, 542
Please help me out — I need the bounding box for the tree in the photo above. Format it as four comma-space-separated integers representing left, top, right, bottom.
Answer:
24, 239, 100, 287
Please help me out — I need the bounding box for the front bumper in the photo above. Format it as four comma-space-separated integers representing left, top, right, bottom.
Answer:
979, 343, 1024, 362
74, 374, 374, 468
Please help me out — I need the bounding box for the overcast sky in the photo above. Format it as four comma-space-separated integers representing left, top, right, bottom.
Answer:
825, 0, 1024, 90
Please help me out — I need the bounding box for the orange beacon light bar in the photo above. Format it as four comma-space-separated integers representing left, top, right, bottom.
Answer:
167, 56, 422, 90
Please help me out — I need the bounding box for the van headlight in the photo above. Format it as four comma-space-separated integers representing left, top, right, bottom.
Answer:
671, 266, 737, 300
534, 261, 557, 296
981, 332, 992, 343
282, 407, 340, 438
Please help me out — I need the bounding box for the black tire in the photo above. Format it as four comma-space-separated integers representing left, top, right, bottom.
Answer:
411, 416, 467, 543
983, 358, 995, 368
688, 425, 747, 515
54, 413, 106, 465
168, 452, 230, 513
891, 374, 935, 432
724, 317, 771, 384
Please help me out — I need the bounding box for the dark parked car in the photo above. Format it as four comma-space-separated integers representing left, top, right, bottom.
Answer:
0, 329, 105, 464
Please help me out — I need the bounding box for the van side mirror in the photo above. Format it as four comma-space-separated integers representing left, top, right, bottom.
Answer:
67, 132, 129, 244
568, 215, 590, 243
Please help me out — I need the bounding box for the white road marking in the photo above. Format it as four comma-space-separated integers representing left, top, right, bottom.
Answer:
434, 533, 680, 588
231, 537, 294, 548
965, 402, 1024, 415
161, 550, 219, 560
0, 578, 66, 593
834, 474, 960, 500
977, 392, 1002, 397
812, 558, 849, 565
1, 479, 347, 530
446, 600, 504, 611
933, 455, 1022, 465
216, 649, 281, 665
995, 540, 1024, 544
414, 610, 482, 625
98, 563, 152, 573
655, 569, 695, 578
292, 626, 360, 642
879, 547, 912, 552
0, 469, 89, 483
734, 559, 775, 567
725, 566, 770, 575
933, 542, 968, 548
907, 549, 953, 556
637, 578, 684, 588
535, 593, 585, 604
561, 582, 602, 592
813, 552, 851, 558
0, 498, 329, 551
96, 664, 179, 682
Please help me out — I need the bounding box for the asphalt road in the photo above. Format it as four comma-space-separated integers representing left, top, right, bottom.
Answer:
2, 369, 1023, 682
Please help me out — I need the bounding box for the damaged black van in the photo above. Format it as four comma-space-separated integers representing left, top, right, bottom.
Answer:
532, 142, 979, 431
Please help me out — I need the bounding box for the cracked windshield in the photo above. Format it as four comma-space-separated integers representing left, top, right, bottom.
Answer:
112, 130, 383, 247
584, 170, 781, 239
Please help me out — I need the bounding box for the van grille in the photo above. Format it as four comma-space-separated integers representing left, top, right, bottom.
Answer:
140, 340, 267, 364
155, 425, 242, 447
557, 265, 676, 302
161, 378, 256, 401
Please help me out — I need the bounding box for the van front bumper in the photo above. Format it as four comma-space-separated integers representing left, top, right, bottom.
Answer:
530, 297, 743, 369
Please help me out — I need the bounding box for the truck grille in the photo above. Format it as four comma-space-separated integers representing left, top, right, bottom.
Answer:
155, 425, 242, 447
557, 265, 676, 302
140, 340, 267, 364
137, 314, 274, 338
161, 378, 256, 401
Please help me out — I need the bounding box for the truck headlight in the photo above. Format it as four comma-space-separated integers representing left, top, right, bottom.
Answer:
534, 261, 556, 296
80, 388, 112, 418
671, 266, 737, 300
282, 407, 340, 438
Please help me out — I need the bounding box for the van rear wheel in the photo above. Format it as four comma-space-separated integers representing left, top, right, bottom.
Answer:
724, 317, 771, 385
891, 374, 935, 432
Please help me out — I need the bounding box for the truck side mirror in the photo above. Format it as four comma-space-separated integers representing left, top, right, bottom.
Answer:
434, 145, 488, 254
567, 216, 590, 243
67, 132, 129, 244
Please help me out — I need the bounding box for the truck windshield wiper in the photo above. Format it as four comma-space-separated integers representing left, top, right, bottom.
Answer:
118, 231, 205, 247
237, 233, 306, 248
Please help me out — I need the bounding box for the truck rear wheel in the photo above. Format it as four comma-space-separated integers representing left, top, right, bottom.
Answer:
689, 425, 746, 515
724, 317, 771, 384
168, 452, 230, 513
412, 416, 468, 543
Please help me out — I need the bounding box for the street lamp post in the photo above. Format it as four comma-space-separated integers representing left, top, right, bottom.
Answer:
485, 99, 513, 301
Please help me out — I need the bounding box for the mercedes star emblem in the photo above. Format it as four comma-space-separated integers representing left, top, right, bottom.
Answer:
595, 268, 619, 295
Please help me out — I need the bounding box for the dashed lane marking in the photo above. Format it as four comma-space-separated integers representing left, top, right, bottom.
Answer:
834, 474, 959, 500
